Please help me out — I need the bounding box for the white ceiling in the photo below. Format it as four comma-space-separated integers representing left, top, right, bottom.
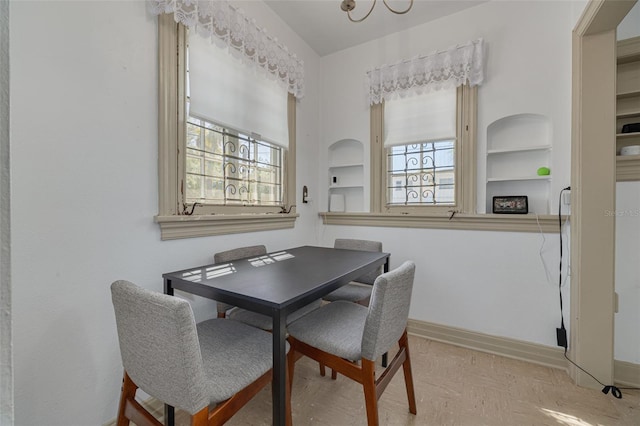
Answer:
264, 0, 486, 56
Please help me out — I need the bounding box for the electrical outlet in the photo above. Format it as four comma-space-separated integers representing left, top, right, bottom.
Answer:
562, 191, 571, 206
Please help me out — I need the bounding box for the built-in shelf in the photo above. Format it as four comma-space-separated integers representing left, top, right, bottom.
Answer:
616, 36, 640, 182
328, 139, 365, 212
486, 114, 552, 214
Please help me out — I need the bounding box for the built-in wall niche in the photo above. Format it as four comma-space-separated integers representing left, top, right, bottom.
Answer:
616, 36, 640, 181
328, 139, 364, 212
486, 113, 552, 214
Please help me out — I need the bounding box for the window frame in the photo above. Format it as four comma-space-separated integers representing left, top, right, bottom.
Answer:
371, 85, 477, 215
155, 15, 297, 239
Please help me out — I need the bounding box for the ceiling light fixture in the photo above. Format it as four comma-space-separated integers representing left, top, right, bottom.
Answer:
340, 0, 413, 23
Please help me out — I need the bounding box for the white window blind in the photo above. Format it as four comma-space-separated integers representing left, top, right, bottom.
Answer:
383, 88, 456, 147
188, 33, 288, 148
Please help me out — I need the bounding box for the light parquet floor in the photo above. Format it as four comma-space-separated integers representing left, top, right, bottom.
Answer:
147, 336, 640, 425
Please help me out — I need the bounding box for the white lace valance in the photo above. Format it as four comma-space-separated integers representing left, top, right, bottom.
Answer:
149, 0, 305, 99
367, 38, 484, 105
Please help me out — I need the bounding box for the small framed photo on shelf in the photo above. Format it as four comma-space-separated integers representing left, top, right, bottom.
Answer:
492, 196, 528, 214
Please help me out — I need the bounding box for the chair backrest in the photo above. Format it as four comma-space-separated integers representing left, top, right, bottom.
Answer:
334, 239, 383, 285
213, 245, 268, 314
111, 280, 209, 415
214, 245, 267, 263
360, 261, 416, 361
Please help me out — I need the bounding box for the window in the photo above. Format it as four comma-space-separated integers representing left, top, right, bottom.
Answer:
185, 117, 283, 206
371, 85, 477, 215
387, 141, 455, 205
155, 15, 297, 239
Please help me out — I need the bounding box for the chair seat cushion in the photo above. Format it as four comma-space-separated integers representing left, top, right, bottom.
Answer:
287, 301, 367, 361
227, 299, 322, 331
322, 282, 372, 303
196, 318, 285, 403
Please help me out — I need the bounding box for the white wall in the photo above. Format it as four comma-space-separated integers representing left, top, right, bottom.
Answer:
615, 183, 640, 364
618, 0, 640, 40
9, 1, 320, 424
319, 1, 577, 347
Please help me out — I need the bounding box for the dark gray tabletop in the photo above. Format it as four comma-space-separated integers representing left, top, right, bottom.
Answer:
163, 245, 390, 317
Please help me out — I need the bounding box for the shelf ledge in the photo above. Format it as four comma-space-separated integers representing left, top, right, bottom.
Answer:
329, 185, 364, 189
616, 109, 640, 119
617, 155, 640, 181
617, 90, 640, 99
319, 212, 567, 233
328, 163, 364, 168
617, 132, 640, 139
487, 145, 552, 155
487, 176, 551, 182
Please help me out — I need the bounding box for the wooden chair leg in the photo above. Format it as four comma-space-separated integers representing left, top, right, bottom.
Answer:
209, 370, 271, 426
118, 372, 163, 426
362, 359, 379, 426
319, 362, 326, 376
117, 372, 137, 426
399, 332, 417, 414
191, 407, 208, 426
331, 369, 337, 380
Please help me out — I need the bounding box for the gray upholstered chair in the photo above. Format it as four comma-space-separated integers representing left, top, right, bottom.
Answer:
212, 245, 268, 319
214, 245, 322, 331
287, 261, 417, 426
111, 280, 291, 426
321, 238, 386, 376
322, 239, 383, 305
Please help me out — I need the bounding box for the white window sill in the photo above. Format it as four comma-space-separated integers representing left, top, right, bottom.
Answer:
319, 212, 567, 233
155, 213, 299, 240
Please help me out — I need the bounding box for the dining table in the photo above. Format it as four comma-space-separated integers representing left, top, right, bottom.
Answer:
162, 245, 390, 426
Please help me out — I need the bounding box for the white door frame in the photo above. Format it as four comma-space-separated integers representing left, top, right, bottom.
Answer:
570, 0, 637, 388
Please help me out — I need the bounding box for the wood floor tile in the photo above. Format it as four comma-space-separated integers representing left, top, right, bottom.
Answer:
147, 336, 639, 425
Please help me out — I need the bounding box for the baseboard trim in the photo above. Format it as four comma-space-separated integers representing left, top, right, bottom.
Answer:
407, 319, 568, 370
614, 359, 640, 388
407, 319, 640, 387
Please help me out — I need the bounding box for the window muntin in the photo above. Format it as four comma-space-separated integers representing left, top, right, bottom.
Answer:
387, 140, 455, 205
185, 116, 283, 206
